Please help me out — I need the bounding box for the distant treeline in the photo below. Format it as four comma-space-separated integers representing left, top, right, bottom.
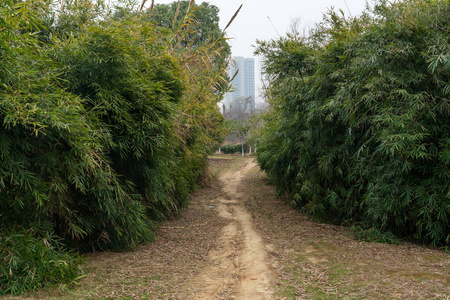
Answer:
219, 143, 250, 154
255, 0, 449, 248
0, 0, 229, 294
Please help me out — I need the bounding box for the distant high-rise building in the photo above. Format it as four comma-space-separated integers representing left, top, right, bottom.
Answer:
222, 56, 255, 114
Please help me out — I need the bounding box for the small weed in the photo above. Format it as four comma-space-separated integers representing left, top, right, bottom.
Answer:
280, 285, 298, 298
305, 285, 338, 300
329, 264, 348, 284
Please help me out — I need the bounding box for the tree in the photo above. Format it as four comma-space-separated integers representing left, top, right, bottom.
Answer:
148, 1, 231, 87
151, 1, 222, 44
223, 96, 256, 155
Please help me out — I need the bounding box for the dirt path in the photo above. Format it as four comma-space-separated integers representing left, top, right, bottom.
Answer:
14, 156, 450, 300
187, 160, 274, 299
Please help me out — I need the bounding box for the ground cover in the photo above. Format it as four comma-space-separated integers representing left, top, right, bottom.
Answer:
7, 156, 449, 299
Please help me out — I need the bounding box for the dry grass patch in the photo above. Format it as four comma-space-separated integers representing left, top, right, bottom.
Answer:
5, 157, 449, 299
242, 161, 450, 300
5, 158, 238, 300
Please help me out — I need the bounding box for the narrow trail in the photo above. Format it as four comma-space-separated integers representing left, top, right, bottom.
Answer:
190, 160, 274, 299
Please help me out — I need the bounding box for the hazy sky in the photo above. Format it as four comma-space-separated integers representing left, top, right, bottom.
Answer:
150, 0, 368, 100
216, 0, 367, 57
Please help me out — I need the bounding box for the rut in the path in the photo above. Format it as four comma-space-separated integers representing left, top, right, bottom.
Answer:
191, 160, 274, 300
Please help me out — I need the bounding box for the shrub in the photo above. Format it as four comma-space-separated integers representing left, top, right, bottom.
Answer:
0, 230, 83, 295
350, 226, 403, 245
220, 144, 249, 154
0, 0, 228, 293
255, 0, 450, 247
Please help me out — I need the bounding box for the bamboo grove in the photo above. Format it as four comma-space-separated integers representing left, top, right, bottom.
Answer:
0, 0, 229, 294
255, 0, 449, 248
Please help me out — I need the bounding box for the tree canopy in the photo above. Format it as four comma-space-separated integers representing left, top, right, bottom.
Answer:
150, 3, 229, 61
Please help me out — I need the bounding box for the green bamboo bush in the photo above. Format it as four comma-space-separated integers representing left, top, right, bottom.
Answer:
1, 0, 229, 294
154, 0, 229, 196
0, 0, 103, 292
0, 229, 83, 295
53, 17, 185, 234
256, 0, 449, 247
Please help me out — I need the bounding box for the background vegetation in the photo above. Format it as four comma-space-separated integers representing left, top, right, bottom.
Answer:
219, 143, 249, 155
255, 0, 449, 248
0, 0, 229, 294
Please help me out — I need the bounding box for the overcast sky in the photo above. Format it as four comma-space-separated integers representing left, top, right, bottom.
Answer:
216, 0, 367, 57
150, 0, 368, 101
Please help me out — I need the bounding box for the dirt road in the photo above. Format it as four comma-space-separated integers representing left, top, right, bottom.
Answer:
17, 156, 450, 299
187, 159, 274, 299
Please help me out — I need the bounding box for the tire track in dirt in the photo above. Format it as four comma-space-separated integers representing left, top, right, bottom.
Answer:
190, 160, 274, 300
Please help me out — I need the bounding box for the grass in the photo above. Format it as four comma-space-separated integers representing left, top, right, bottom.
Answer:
280, 285, 298, 298
5, 157, 449, 300
239, 156, 450, 300
208, 153, 235, 159
305, 285, 338, 300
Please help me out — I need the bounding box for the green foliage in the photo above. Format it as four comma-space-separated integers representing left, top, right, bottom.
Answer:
151, 0, 223, 46
350, 226, 402, 245
220, 143, 249, 154
256, 0, 450, 247
0, 229, 83, 295
1, 2, 156, 252
148, 0, 231, 94
53, 16, 185, 232
0, 0, 228, 293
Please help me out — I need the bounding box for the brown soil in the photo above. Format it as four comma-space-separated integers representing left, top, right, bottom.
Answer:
10, 156, 450, 299
184, 159, 274, 300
